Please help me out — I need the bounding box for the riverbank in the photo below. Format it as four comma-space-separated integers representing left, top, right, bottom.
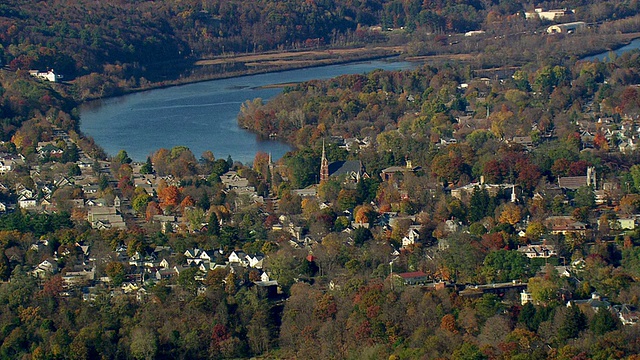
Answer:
73, 30, 640, 103
75, 45, 408, 102
577, 32, 640, 60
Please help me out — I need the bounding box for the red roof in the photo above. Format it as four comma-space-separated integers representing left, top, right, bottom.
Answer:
396, 271, 427, 279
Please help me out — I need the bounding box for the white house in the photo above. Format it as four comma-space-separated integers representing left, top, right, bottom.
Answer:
31, 259, 58, 278
228, 251, 249, 266
29, 69, 63, 82
517, 244, 557, 258
245, 254, 264, 269
18, 195, 37, 209
401, 227, 421, 248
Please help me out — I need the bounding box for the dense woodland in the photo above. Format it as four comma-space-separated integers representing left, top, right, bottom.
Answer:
3, 1, 640, 359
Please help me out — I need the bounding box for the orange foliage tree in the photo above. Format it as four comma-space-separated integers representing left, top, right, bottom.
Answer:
158, 185, 180, 210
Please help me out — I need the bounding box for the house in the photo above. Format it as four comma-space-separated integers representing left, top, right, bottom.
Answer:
228, 251, 248, 266
245, 253, 264, 269
567, 292, 610, 313
392, 271, 428, 285
30, 239, 49, 252
612, 304, 640, 326
260, 272, 270, 282
87, 206, 126, 229
82, 184, 99, 195
184, 248, 214, 266
63, 267, 95, 286
155, 268, 177, 280
136, 288, 148, 303
545, 216, 587, 236
152, 215, 177, 233
450, 180, 510, 202
158, 258, 170, 269
521, 290, 534, 305
37, 143, 64, 159
617, 218, 636, 230
401, 226, 421, 249
341, 137, 370, 152
619, 137, 639, 153
31, 259, 58, 278
29, 69, 63, 82
509, 136, 534, 150
220, 171, 250, 189
517, 244, 557, 258
0, 160, 14, 174
291, 186, 318, 197
252, 280, 279, 298
18, 195, 37, 209
464, 30, 486, 37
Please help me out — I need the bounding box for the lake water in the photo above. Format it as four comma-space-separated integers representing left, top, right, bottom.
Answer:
79, 60, 415, 164
581, 38, 640, 62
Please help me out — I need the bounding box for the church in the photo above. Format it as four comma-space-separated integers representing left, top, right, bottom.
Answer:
320, 141, 367, 184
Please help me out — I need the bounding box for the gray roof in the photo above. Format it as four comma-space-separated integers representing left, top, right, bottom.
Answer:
328, 160, 363, 177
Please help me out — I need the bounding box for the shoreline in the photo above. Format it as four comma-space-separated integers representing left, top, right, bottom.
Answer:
76, 30, 640, 104
77, 49, 407, 103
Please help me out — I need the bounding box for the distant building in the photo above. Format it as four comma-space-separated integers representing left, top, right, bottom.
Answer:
464, 30, 486, 37
517, 244, 557, 258
525, 8, 574, 21
319, 140, 366, 183
558, 167, 596, 190
380, 160, 421, 182
392, 271, 428, 285
29, 69, 63, 82
547, 22, 586, 34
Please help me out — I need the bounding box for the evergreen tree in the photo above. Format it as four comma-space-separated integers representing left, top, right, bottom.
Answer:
590, 308, 619, 335
199, 193, 210, 211
469, 186, 493, 222
518, 302, 537, 331
140, 156, 153, 174
208, 212, 220, 236
557, 306, 587, 342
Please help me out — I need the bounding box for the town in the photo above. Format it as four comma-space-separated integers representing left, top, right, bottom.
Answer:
3, 0, 640, 358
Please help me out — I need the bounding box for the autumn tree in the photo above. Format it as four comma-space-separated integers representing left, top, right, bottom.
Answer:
158, 185, 180, 211
498, 203, 522, 226
105, 261, 126, 286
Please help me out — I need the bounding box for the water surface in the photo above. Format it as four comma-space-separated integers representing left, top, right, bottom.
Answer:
80, 60, 415, 164
581, 38, 640, 62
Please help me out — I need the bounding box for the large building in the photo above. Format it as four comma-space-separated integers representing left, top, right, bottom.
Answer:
319, 140, 366, 183
547, 22, 586, 34
525, 8, 574, 21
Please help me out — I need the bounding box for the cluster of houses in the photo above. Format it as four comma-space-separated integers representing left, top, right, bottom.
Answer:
29, 240, 275, 301
220, 170, 264, 205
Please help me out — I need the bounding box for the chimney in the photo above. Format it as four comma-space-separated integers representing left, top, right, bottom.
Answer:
480, 175, 485, 185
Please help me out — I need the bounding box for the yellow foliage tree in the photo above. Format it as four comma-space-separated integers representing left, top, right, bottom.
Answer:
499, 203, 522, 226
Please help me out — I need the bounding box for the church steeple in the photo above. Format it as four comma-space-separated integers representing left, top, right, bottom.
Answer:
320, 139, 329, 182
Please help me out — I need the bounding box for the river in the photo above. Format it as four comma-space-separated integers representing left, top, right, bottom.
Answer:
581, 38, 640, 62
79, 60, 415, 164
